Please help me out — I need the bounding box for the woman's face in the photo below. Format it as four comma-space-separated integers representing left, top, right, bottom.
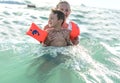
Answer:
57, 3, 71, 19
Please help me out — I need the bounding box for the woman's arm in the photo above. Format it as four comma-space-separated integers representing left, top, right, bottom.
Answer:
71, 37, 79, 45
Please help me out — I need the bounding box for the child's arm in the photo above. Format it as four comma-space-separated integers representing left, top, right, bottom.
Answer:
43, 29, 53, 46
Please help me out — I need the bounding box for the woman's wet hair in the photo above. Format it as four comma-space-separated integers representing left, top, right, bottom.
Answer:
56, 1, 71, 10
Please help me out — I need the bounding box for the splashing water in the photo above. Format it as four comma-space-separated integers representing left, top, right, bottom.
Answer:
0, 0, 120, 83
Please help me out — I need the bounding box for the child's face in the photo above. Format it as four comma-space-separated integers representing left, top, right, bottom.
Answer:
57, 3, 71, 19
48, 13, 59, 27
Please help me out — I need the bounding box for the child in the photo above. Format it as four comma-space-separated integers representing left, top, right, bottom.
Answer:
29, 9, 72, 75
44, 1, 80, 45
43, 9, 72, 47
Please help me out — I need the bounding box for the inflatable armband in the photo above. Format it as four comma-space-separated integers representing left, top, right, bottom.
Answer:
70, 22, 80, 40
26, 23, 48, 43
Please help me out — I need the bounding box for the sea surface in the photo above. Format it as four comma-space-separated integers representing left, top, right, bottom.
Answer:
0, 0, 120, 83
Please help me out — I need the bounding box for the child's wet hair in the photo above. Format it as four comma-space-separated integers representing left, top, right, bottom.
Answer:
51, 9, 65, 25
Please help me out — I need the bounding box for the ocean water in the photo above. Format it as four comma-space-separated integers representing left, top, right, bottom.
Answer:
0, 0, 120, 83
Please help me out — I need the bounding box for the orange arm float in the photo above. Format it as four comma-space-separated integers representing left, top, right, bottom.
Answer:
26, 23, 48, 43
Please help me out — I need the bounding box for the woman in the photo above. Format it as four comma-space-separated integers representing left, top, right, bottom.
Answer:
44, 1, 80, 45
